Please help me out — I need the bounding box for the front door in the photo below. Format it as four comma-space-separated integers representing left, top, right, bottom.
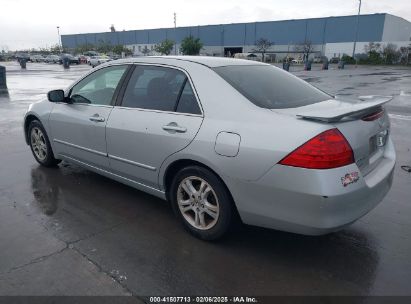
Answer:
106, 64, 203, 189
49, 65, 129, 169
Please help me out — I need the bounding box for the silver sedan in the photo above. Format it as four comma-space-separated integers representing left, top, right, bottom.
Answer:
24, 56, 395, 240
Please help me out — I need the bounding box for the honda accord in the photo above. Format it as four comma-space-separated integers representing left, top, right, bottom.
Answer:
24, 56, 395, 240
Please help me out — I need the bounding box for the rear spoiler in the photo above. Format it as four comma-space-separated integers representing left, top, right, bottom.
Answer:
294, 95, 393, 123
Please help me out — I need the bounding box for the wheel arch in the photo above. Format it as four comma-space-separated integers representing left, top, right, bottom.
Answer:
163, 158, 239, 214
24, 114, 41, 145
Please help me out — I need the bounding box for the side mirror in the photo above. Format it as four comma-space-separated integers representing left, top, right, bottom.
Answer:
47, 89, 65, 103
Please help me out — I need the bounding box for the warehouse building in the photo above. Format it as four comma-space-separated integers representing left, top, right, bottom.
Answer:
61, 13, 411, 60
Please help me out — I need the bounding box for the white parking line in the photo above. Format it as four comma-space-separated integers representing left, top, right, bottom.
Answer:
389, 114, 411, 121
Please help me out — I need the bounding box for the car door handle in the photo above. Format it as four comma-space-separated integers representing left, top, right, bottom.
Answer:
162, 123, 187, 133
89, 115, 105, 122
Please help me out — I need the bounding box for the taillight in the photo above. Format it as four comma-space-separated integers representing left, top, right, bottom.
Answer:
362, 107, 385, 121
279, 129, 354, 169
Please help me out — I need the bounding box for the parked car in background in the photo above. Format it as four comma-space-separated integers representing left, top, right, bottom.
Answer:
44, 55, 60, 63
59, 54, 80, 65
291, 57, 304, 64
330, 57, 340, 64
89, 55, 111, 67
78, 55, 88, 64
111, 54, 122, 60
16, 53, 30, 62
83, 51, 99, 57
234, 53, 259, 61
83, 51, 99, 64
313, 56, 323, 63
24, 56, 395, 240
30, 55, 45, 62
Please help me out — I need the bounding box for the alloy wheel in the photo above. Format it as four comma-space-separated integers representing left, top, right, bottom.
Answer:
177, 176, 220, 230
30, 127, 48, 161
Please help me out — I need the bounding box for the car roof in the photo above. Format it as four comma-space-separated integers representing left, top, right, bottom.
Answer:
112, 56, 266, 68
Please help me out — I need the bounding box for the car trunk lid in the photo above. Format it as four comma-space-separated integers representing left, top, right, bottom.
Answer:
272, 95, 392, 176
273, 95, 392, 123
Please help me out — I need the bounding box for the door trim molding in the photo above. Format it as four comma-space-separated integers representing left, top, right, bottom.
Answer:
54, 139, 157, 171
108, 154, 157, 171
58, 153, 166, 198
53, 139, 107, 157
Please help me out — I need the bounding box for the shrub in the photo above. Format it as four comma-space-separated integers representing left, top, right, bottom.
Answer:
382, 43, 400, 64
359, 50, 383, 64
154, 39, 175, 55
341, 54, 356, 64
180, 36, 203, 55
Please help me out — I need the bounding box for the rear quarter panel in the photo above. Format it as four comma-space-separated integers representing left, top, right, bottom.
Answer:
158, 63, 331, 188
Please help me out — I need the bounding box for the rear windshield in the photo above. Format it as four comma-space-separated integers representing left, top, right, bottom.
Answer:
213, 65, 330, 109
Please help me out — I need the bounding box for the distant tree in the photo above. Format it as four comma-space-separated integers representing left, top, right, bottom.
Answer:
75, 43, 95, 54
382, 43, 400, 64
253, 38, 273, 62
112, 45, 132, 56
154, 39, 175, 55
110, 24, 116, 32
341, 54, 356, 64
38, 47, 50, 55
294, 40, 312, 62
364, 42, 381, 55
141, 46, 151, 56
180, 36, 203, 55
399, 45, 411, 64
360, 42, 383, 64
96, 40, 113, 54
50, 44, 62, 54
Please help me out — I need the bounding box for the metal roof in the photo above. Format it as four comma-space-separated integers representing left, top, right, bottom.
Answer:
62, 13, 411, 49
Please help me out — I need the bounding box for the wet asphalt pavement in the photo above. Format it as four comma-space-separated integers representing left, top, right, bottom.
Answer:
0, 61, 410, 297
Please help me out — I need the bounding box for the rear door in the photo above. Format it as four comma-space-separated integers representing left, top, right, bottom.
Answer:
49, 65, 129, 169
106, 64, 203, 189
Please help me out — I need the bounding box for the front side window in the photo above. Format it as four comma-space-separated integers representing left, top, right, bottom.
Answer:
70, 65, 128, 105
122, 65, 199, 113
213, 65, 330, 109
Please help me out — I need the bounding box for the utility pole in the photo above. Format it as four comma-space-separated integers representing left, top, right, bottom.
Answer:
352, 0, 362, 58
57, 26, 62, 52
174, 12, 177, 55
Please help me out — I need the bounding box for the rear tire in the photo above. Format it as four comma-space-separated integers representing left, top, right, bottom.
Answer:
28, 120, 61, 167
170, 166, 233, 241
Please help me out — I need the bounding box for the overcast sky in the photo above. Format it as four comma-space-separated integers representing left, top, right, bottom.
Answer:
1, 0, 410, 50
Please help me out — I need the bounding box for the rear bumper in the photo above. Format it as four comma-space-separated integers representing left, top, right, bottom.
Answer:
227, 138, 395, 235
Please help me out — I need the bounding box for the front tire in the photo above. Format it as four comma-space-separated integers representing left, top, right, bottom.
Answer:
28, 120, 61, 167
170, 166, 233, 240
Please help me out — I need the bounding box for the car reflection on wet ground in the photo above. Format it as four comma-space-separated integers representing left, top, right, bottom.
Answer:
0, 61, 410, 297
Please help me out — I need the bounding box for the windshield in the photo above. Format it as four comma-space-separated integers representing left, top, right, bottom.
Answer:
213, 65, 331, 109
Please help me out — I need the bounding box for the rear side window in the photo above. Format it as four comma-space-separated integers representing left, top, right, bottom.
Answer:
122, 65, 200, 113
213, 65, 330, 109
176, 81, 201, 115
